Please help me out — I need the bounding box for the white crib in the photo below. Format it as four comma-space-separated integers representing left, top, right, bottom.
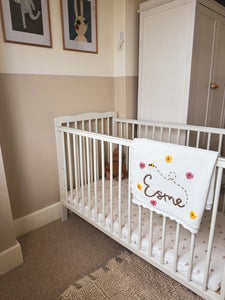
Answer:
55, 112, 225, 300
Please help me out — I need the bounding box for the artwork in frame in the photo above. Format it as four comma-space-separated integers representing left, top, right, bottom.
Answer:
0, 0, 52, 47
61, 0, 98, 53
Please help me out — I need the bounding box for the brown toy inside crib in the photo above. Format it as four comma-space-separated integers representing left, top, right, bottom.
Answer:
105, 149, 128, 180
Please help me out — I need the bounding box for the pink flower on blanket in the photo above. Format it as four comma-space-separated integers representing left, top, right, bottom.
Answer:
150, 200, 157, 206
139, 162, 146, 169
186, 172, 194, 179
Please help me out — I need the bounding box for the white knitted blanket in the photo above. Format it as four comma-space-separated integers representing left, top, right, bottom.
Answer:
131, 139, 218, 233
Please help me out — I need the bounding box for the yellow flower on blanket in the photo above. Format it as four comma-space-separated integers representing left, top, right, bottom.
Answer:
190, 210, 197, 219
165, 155, 172, 163
137, 183, 142, 190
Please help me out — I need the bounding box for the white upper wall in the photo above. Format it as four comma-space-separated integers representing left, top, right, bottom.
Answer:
125, 0, 143, 76
0, 0, 115, 77
114, 0, 146, 77
113, 0, 126, 77
0, 0, 143, 77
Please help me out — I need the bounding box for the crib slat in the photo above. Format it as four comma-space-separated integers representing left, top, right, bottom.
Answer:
61, 131, 67, 200
125, 125, 129, 170
93, 139, 98, 222
118, 145, 122, 238
218, 134, 223, 153
138, 206, 142, 251
88, 120, 91, 132
160, 127, 163, 141
160, 216, 166, 264
145, 125, 148, 138
107, 118, 110, 161
86, 137, 91, 216
168, 128, 171, 142
88, 121, 93, 183
177, 129, 180, 144
152, 126, 155, 139
82, 121, 87, 185
107, 117, 110, 135
101, 140, 105, 227
173, 223, 180, 273
119, 122, 122, 138
95, 120, 99, 180
112, 117, 116, 137
186, 130, 190, 146
196, 131, 200, 148
148, 211, 153, 257
101, 120, 104, 186
79, 135, 84, 213
126, 123, 128, 139
138, 125, 141, 138
72, 134, 78, 207
203, 166, 223, 290
207, 132, 211, 150
132, 124, 134, 139
77, 136, 81, 188
187, 233, 195, 281
101, 118, 104, 134
66, 126, 73, 197
128, 154, 131, 244
110, 142, 113, 233
95, 119, 98, 133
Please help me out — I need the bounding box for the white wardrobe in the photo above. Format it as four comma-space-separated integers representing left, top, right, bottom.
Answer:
138, 0, 225, 129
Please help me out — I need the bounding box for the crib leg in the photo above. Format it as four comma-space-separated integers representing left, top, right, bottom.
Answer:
61, 204, 68, 221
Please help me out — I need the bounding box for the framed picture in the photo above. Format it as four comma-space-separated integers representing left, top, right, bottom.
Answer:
61, 0, 98, 53
0, 0, 52, 47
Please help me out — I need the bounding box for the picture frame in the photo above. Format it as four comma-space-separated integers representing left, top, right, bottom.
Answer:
0, 0, 52, 48
61, 0, 98, 53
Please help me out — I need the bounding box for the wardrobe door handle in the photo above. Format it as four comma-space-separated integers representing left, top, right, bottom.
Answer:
210, 83, 219, 89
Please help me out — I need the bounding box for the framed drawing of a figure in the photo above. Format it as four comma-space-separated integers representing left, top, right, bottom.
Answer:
61, 0, 98, 53
0, 0, 52, 47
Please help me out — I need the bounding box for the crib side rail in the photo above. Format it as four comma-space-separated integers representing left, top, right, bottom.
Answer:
116, 117, 225, 155
55, 125, 132, 202
116, 117, 225, 134
54, 111, 117, 136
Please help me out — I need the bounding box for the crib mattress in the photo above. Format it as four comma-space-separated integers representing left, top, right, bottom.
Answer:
67, 179, 225, 292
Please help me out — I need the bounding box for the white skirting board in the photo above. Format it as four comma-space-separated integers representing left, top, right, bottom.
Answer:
14, 202, 61, 237
0, 241, 23, 276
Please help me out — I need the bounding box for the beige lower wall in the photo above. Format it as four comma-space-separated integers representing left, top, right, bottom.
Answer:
0, 74, 114, 219
125, 76, 138, 119
114, 76, 138, 119
0, 74, 137, 220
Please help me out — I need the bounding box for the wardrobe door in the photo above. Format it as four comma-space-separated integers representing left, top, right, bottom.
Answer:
206, 14, 225, 129
187, 5, 217, 127
138, 0, 196, 123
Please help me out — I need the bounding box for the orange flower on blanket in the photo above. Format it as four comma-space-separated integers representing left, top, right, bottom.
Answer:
190, 210, 197, 219
165, 155, 172, 163
137, 183, 142, 190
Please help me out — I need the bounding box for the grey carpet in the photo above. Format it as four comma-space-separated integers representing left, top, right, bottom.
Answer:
0, 213, 202, 300
59, 251, 203, 300
0, 213, 123, 300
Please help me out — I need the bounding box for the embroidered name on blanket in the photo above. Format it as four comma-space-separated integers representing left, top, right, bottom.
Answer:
131, 138, 218, 233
